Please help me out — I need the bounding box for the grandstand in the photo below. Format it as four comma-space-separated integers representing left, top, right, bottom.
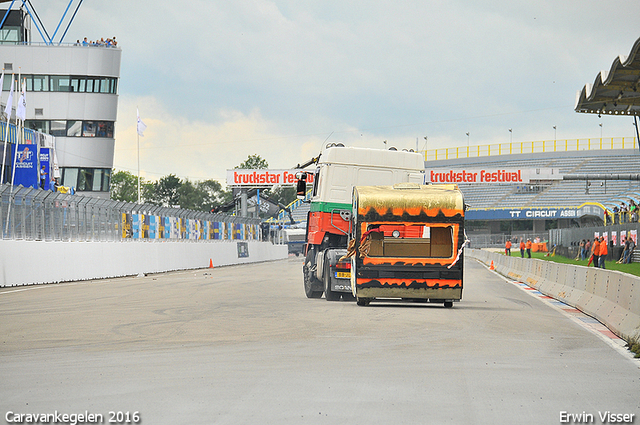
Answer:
431, 146, 640, 209
427, 140, 640, 239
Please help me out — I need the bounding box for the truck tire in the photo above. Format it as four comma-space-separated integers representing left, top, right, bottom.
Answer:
324, 263, 341, 301
303, 250, 323, 299
356, 297, 371, 306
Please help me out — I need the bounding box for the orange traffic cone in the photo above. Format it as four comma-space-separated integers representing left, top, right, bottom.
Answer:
209, 259, 214, 269
489, 260, 495, 270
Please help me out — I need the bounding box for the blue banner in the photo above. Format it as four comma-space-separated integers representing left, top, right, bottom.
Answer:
13, 144, 39, 189
39, 148, 52, 190
466, 205, 602, 221
132, 214, 141, 239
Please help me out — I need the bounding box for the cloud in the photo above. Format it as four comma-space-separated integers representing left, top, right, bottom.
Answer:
35, 0, 640, 184
115, 96, 330, 183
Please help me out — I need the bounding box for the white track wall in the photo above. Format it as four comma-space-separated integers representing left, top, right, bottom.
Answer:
467, 248, 640, 340
0, 240, 288, 287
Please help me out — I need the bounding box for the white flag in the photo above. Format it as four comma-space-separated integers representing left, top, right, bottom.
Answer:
16, 78, 26, 121
4, 76, 13, 119
136, 108, 147, 136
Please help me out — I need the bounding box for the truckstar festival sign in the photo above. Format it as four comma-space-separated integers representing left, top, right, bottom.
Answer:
227, 169, 315, 186
426, 168, 561, 184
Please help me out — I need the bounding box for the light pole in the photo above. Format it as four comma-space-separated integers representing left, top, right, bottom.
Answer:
509, 128, 512, 144
599, 123, 603, 140
466, 132, 469, 147
423, 136, 428, 160
553, 126, 557, 142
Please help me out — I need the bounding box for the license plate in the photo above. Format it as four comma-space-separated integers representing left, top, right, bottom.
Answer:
335, 271, 351, 279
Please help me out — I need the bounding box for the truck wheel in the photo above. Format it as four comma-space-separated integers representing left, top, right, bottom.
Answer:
303, 252, 323, 299
324, 264, 341, 301
444, 301, 453, 308
356, 297, 371, 306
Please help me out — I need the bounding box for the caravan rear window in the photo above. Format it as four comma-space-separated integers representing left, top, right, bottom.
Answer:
366, 224, 454, 258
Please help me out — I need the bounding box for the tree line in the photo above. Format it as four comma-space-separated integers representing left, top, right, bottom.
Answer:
109, 154, 297, 214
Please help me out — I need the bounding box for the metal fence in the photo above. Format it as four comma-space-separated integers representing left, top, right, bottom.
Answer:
0, 184, 261, 242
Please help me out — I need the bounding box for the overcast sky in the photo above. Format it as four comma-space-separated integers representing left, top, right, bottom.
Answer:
37, 1, 640, 184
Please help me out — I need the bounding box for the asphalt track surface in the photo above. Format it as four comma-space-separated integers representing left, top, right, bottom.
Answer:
1, 256, 639, 425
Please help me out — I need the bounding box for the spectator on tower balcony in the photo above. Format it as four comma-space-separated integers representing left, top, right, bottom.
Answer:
82, 37, 88, 46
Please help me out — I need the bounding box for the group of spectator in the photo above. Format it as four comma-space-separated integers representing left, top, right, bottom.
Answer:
504, 238, 533, 258
576, 235, 636, 267
579, 237, 608, 268
608, 199, 639, 224
617, 236, 636, 264
76, 37, 117, 47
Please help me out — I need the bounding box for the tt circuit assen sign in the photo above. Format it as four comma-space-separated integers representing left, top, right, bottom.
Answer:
466, 204, 605, 221
227, 169, 315, 186
426, 168, 561, 184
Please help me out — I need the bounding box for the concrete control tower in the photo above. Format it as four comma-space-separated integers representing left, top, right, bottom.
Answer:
0, 1, 121, 198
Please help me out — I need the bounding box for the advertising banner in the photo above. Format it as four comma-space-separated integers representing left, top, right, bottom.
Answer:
13, 144, 39, 189
237, 242, 249, 258
122, 213, 132, 238
142, 214, 150, 239
426, 168, 561, 184
132, 214, 142, 239
148, 215, 158, 239
467, 207, 587, 221
611, 231, 617, 247
227, 169, 315, 186
163, 217, 172, 239
39, 148, 52, 190
211, 222, 220, 240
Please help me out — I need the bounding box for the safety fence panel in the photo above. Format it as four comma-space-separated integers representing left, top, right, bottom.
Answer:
0, 183, 261, 242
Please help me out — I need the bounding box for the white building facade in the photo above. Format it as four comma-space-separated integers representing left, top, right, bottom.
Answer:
0, 8, 121, 198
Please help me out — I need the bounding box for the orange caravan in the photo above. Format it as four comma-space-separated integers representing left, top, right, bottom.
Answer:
348, 183, 466, 307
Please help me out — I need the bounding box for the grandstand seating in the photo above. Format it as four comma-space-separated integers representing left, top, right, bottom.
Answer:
429, 149, 640, 211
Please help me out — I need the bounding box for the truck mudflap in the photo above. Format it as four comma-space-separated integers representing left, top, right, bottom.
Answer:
325, 249, 352, 293
354, 278, 462, 300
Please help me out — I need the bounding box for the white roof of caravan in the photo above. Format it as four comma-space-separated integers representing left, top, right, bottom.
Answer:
318, 146, 424, 171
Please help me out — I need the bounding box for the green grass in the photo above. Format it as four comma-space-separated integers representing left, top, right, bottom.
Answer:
503, 250, 640, 277
626, 337, 640, 359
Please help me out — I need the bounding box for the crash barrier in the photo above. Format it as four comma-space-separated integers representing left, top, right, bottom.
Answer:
0, 183, 288, 287
467, 248, 640, 341
0, 239, 288, 287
